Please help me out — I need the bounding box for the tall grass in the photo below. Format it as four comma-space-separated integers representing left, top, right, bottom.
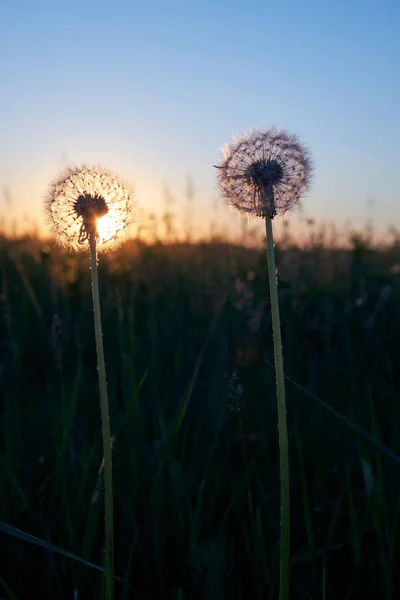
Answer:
1, 217, 400, 599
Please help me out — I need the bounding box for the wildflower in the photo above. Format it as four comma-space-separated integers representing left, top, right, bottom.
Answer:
215, 126, 314, 600
391, 264, 400, 275
215, 127, 312, 218
45, 165, 127, 598
45, 165, 133, 251
226, 371, 245, 413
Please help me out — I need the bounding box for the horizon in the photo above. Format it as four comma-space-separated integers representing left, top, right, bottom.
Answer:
1, 202, 397, 251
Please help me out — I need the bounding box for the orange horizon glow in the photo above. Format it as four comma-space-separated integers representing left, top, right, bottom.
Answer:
0, 168, 394, 251
0, 205, 394, 252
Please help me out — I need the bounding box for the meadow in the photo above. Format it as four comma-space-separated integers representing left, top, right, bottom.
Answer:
1, 215, 400, 599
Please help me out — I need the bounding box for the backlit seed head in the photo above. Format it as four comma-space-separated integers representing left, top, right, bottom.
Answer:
45, 165, 134, 251
215, 127, 313, 219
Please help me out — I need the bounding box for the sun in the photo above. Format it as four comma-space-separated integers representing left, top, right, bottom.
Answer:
96, 211, 120, 243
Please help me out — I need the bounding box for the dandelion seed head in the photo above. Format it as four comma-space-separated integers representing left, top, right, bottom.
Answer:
45, 165, 134, 251
216, 127, 313, 219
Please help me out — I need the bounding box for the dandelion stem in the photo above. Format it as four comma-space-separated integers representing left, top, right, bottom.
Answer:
89, 237, 114, 600
265, 214, 290, 600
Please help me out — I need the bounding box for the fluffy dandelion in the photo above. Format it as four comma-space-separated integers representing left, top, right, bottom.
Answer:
215, 127, 313, 600
45, 165, 133, 252
215, 127, 312, 219
45, 165, 134, 600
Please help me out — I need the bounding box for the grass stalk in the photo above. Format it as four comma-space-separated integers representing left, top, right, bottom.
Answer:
90, 237, 114, 600
265, 215, 290, 600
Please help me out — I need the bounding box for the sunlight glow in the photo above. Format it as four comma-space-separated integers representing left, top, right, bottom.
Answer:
96, 211, 120, 243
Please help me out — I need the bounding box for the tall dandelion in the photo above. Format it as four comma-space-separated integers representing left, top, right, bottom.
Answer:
215, 127, 313, 600
45, 165, 134, 600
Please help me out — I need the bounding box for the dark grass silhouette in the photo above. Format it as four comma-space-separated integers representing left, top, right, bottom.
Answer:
1, 225, 400, 599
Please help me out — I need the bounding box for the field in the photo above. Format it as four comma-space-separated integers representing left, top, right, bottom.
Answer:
1, 220, 400, 599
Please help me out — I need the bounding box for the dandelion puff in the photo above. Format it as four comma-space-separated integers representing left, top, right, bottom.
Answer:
215, 126, 314, 600
44, 163, 135, 599
45, 164, 134, 252
215, 127, 313, 219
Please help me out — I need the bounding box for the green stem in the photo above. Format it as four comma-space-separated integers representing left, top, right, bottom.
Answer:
265, 215, 290, 600
90, 237, 114, 600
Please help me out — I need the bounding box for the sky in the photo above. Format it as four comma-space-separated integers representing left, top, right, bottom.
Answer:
0, 0, 399, 241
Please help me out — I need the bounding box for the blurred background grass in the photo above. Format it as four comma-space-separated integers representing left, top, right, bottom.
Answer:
1, 210, 400, 599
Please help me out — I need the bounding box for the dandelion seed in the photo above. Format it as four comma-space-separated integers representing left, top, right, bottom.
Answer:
215, 126, 313, 600
44, 164, 131, 598
215, 127, 313, 219
45, 165, 134, 251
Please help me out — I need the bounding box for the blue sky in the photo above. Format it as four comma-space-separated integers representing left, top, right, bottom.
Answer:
1, 0, 399, 239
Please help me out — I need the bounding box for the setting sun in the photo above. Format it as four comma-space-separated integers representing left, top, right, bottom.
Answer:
96, 211, 119, 242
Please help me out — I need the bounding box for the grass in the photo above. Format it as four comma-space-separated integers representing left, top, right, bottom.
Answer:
1, 220, 400, 599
